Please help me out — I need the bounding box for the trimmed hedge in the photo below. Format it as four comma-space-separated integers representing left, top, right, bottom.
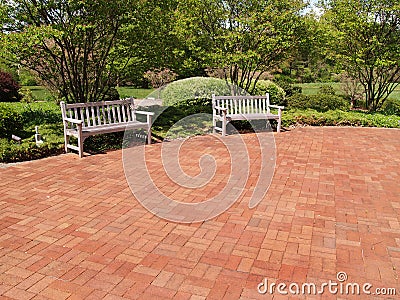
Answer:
161, 77, 233, 106
282, 109, 400, 128
251, 80, 286, 106
287, 94, 350, 112
0, 105, 24, 139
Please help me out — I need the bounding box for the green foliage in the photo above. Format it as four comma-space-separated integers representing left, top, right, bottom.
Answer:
0, 101, 64, 162
175, 0, 305, 94
319, 85, 336, 95
19, 87, 36, 103
18, 71, 37, 86
0, 105, 23, 138
251, 80, 286, 106
2, 0, 140, 103
382, 98, 400, 116
287, 93, 349, 112
282, 109, 400, 128
102, 87, 120, 102
161, 77, 233, 106
274, 78, 302, 98
0, 70, 21, 102
0, 137, 64, 163
324, 0, 400, 111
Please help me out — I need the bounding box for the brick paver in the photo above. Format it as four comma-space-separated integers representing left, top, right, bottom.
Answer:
1, 127, 399, 299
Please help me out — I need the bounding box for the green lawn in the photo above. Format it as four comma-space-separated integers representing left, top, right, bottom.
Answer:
117, 87, 155, 99
296, 82, 400, 101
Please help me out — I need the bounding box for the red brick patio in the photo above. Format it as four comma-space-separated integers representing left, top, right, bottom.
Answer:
0, 127, 399, 299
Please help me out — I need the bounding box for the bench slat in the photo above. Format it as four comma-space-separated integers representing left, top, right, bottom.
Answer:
117, 105, 122, 123
107, 105, 112, 124
85, 107, 91, 127
90, 106, 96, 126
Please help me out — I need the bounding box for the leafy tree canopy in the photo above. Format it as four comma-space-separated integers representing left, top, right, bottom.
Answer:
174, 0, 306, 94
1, 0, 141, 103
323, 0, 400, 110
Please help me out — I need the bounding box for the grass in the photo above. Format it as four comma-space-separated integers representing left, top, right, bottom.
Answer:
24, 86, 54, 100
296, 82, 400, 101
117, 87, 154, 99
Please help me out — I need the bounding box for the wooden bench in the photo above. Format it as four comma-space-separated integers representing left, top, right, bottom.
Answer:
212, 94, 284, 136
60, 98, 154, 158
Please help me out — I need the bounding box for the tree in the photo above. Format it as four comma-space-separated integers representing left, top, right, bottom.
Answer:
1, 0, 138, 103
174, 0, 305, 95
323, 0, 400, 111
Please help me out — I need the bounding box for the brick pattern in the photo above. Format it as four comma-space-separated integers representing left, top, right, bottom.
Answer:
0, 127, 399, 299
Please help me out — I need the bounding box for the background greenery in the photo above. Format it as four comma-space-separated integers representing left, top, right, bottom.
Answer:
1, 83, 399, 163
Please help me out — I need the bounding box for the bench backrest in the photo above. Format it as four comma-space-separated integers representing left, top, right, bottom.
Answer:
212, 94, 271, 115
60, 98, 137, 128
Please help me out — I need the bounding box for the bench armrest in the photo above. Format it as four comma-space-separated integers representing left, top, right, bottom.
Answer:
135, 111, 155, 116
268, 105, 285, 110
64, 117, 83, 125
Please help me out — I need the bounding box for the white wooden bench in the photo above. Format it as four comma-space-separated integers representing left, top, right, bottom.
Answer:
212, 94, 284, 136
60, 98, 154, 157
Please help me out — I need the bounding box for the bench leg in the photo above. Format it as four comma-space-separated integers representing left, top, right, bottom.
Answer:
212, 117, 216, 134
147, 115, 152, 145
147, 127, 152, 145
64, 132, 69, 153
77, 125, 84, 158
77, 136, 84, 158
277, 119, 281, 133
277, 109, 282, 133
222, 114, 227, 136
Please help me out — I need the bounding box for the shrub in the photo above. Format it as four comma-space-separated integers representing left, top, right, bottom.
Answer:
382, 98, 400, 116
102, 86, 120, 101
0, 70, 21, 102
319, 85, 336, 95
251, 80, 286, 106
287, 94, 350, 112
275, 81, 302, 98
144, 68, 177, 89
282, 109, 400, 128
0, 105, 23, 138
161, 77, 233, 106
0, 138, 64, 163
19, 71, 38, 86
19, 87, 37, 103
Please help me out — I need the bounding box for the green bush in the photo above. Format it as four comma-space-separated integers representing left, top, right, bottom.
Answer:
102, 86, 120, 101
161, 77, 233, 106
282, 109, 400, 128
251, 80, 286, 106
19, 71, 38, 86
382, 98, 400, 116
0, 139, 64, 163
274, 80, 302, 98
319, 85, 336, 95
287, 94, 350, 112
0, 104, 23, 138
